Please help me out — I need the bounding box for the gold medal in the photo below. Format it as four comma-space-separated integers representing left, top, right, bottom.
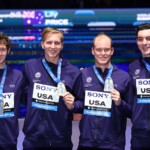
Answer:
104, 77, 114, 92
57, 82, 66, 96
0, 101, 4, 115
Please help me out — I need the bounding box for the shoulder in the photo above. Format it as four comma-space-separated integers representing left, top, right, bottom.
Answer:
118, 69, 130, 78
113, 65, 130, 79
128, 59, 142, 75
25, 58, 40, 66
129, 59, 140, 68
81, 67, 94, 81
7, 67, 23, 83
23, 58, 42, 71
7, 67, 22, 77
81, 66, 93, 74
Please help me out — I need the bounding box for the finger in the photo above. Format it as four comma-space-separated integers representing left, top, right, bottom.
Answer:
61, 92, 70, 97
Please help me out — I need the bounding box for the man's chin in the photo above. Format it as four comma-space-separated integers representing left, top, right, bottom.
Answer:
99, 61, 108, 64
0, 60, 5, 64
142, 52, 150, 57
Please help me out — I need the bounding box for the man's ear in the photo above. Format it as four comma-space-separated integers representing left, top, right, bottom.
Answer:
111, 47, 114, 55
91, 47, 94, 56
41, 42, 44, 49
61, 43, 64, 50
7, 48, 10, 54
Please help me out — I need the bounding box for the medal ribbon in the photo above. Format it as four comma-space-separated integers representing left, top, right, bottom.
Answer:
93, 64, 113, 85
142, 59, 150, 72
0, 65, 7, 102
42, 58, 62, 83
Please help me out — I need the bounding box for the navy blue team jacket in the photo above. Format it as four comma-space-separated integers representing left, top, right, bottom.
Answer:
128, 58, 150, 146
79, 65, 133, 150
0, 67, 23, 147
22, 56, 84, 148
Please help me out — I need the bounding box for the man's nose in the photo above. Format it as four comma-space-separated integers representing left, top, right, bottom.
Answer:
101, 49, 105, 54
142, 38, 148, 44
51, 42, 57, 48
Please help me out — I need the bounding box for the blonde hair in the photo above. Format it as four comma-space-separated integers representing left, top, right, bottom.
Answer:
92, 32, 113, 48
42, 27, 64, 42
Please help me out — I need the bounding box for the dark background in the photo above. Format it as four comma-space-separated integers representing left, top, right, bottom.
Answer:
0, 0, 150, 9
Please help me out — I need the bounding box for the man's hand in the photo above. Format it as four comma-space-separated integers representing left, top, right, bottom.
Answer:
61, 92, 75, 110
111, 89, 121, 106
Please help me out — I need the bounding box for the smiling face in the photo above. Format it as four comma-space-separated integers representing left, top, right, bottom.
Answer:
0, 42, 9, 66
0, 33, 11, 68
41, 27, 63, 64
137, 29, 150, 57
92, 34, 114, 69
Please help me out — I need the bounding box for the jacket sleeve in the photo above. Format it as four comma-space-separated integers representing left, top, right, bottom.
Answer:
116, 73, 134, 118
21, 64, 29, 106
71, 73, 84, 113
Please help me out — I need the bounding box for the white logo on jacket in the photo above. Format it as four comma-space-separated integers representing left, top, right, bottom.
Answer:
135, 69, 140, 75
9, 84, 15, 88
86, 77, 92, 83
35, 72, 41, 78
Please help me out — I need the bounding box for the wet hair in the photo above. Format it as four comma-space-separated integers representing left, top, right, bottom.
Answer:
41, 27, 64, 42
0, 32, 11, 49
136, 23, 150, 37
92, 32, 113, 48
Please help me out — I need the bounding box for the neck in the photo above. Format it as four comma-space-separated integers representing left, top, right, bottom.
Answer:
95, 63, 111, 72
100, 66, 106, 72
0, 62, 5, 69
45, 56, 59, 65
143, 55, 150, 58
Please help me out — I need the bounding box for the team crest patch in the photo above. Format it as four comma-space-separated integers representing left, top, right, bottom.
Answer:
86, 77, 92, 83
9, 84, 15, 88
84, 77, 92, 87
135, 69, 140, 75
35, 72, 41, 78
